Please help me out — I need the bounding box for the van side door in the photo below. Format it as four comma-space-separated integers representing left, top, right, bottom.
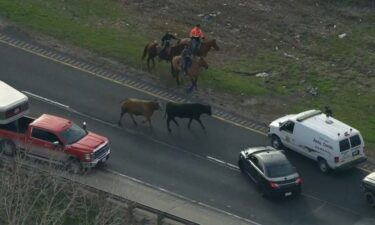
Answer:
279, 121, 297, 150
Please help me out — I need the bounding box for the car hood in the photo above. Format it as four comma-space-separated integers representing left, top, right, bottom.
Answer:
71, 132, 107, 153
269, 115, 295, 128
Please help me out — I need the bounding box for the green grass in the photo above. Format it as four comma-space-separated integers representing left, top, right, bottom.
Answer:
0, 0, 374, 148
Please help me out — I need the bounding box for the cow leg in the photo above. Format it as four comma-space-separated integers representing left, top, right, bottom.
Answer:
130, 114, 137, 126
118, 111, 126, 126
196, 117, 205, 130
188, 118, 193, 129
167, 117, 172, 132
172, 118, 179, 127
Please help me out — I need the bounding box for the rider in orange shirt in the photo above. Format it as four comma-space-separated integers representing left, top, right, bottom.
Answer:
189, 24, 204, 56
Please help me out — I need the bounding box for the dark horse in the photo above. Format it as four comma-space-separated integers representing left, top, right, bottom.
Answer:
171, 56, 208, 93
142, 41, 187, 70
177, 38, 220, 57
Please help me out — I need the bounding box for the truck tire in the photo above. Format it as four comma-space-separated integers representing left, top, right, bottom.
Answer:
271, 135, 283, 150
66, 159, 83, 175
364, 191, 375, 207
318, 158, 329, 173
0, 140, 16, 157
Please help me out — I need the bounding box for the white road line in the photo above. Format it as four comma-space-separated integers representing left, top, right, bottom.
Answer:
207, 156, 239, 170
105, 169, 260, 225
22, 91, 70, 109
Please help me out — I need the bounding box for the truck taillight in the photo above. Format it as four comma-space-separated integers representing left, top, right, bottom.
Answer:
295, 177, 302, 184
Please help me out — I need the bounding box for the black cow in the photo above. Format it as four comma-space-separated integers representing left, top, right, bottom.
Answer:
165, 102, 212, 132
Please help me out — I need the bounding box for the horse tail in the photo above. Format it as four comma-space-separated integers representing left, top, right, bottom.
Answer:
142, 44, 148, 60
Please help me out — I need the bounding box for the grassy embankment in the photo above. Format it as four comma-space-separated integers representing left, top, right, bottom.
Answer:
0, 0, 374, 153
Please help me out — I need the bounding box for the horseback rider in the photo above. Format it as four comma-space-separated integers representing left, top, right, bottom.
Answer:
189, 24, 204, 56
160, 31, 178, 58
181, 44, 192, 76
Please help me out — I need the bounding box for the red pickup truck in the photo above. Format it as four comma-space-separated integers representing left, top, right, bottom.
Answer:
0, 114, 110, 173
0, 81, 110, 173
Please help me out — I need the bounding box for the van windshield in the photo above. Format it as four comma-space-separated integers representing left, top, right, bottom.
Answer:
60, 123, 87, 144
266, 163, 295, 178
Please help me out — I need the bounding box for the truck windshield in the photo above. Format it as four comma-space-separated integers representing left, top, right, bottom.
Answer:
266, 163, 295, 178
60, 123, 87, 144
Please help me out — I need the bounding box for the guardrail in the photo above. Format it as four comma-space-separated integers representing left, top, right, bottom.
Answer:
0, 156, 199, 225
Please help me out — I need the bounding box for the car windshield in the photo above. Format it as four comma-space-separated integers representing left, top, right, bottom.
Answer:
60, 123, 87, 144
266, 163, 295, 178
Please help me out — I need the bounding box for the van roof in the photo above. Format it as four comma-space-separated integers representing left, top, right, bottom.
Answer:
0, 81, 28, 111
291, 110, 359, 140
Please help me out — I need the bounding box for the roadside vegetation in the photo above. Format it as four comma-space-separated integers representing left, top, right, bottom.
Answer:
0, 157, 131, 225
0, 0, 374, 156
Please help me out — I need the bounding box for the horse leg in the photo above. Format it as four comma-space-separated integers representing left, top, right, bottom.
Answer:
176, 73, 180, 85
147, 57, 151, 70
118, 110, 126, 126
130, 114, 137, 126
186, 79, 194, 93
152, 58, 155, 69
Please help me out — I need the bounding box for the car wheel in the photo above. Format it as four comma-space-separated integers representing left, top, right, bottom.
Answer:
318, 158, 329, 173
0, 140, 16, 157
67, 159, 83, 175
364, 191, 375, 207
271, 135, 283, 150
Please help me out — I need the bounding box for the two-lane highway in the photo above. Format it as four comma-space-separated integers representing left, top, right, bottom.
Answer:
1, 38, 374, 225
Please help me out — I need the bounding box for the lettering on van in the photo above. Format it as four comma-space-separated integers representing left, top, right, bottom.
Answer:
313, 138, 333, 150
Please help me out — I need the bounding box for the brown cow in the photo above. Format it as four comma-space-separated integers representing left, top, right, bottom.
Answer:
118, 98, 161, 127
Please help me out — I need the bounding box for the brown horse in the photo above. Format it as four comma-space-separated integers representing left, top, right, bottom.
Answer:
178, 38, 220, 57
171, 56, 208, 93
142, 41, 187, 70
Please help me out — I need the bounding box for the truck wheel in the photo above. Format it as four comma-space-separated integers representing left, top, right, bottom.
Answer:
0, 140, 16, 157
364, 191, 375, 207
271, 135, 283, 150
318, 158, 329, 173
67, 159, 83, 175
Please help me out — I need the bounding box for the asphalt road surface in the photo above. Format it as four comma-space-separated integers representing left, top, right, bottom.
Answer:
0, 39, 374, 225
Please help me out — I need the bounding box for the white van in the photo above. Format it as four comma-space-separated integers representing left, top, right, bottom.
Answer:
0, 81, 29, 124
268, 109, 367, 173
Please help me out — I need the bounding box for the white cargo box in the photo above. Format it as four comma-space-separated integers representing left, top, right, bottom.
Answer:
0, 81, 29, 124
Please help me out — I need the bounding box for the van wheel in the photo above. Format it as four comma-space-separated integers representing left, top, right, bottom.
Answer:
271, 135, 283, 150
364, 191, 375, 207
67, 159, 83, 175
318, 158, 329, 173
0, 140, 16, 157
